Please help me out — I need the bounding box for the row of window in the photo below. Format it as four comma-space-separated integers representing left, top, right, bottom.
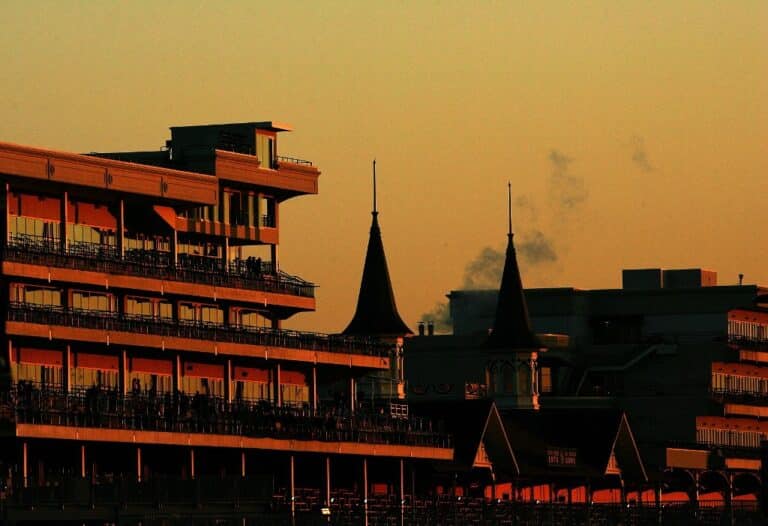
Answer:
13, 363, 308, 404
729, 320, 768, 343
712, 372, 768, 395
697, 427, 764, 449
12, 283, 270, 328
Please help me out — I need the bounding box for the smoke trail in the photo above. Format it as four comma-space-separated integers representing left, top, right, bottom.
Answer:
549, 149, 588, 210
630, 135, 654, 173
518, 230, 557, 264
419, 302, 452, 332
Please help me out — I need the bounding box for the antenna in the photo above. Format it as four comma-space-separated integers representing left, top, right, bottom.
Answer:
507, 181, 512, 236
373, 159, 377, 215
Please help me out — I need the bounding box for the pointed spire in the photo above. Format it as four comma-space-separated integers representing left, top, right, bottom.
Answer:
343, 161, 412, 337
487, 182, 540, 349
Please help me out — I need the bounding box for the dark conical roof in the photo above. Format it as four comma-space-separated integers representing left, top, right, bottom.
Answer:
343, 211, 413, 336
487, 232, 541, 349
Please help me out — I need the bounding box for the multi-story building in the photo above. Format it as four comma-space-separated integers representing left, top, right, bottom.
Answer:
0, 123, 452, 523
442, 267, 768, 503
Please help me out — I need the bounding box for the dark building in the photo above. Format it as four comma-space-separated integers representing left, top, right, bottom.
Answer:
426, 267, 768, 504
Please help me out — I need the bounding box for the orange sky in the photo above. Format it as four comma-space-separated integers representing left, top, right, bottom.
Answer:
0, 1, 766, 333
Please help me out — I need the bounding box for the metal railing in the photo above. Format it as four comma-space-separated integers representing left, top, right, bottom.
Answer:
7, 303, 391, 358
1, 386, 451, 449
277, 155, 313, 166
4, 236, 314, 297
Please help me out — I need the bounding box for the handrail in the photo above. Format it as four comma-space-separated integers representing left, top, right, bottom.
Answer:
7, 303, 392, 358
0, 386, 452, 449
277, 155, 313, 166
3, 236, 315, 298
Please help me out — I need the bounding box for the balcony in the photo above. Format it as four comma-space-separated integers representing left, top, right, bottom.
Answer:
7, 303, 391, 358
1, 386, 452, 450
3, 236, 314, 298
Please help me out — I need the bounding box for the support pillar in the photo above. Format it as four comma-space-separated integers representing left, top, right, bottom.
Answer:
171, 230, 178, 267
22, 441, 28, 488
118, 198, 125, 258
275, 363, 282, 408
350, 377, 356, 414
64, 344, 71, 393
137, 447, 142, 482
290, 454, 295, 524
60, 191, 68, 253
190, 449, 195, 480
311, 366, 318, 414
241, 451, 246, 478
120, 350, 128, 395
325, 456, 331, 507
363, 458, 369, 526
80, 444, 86, 479
223, 237, 230, 273
225, 359, 232, 403
174, 355, 182, 394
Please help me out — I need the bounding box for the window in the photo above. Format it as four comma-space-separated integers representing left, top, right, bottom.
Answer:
128, 372, 172, 395
179, 302, 223, 326
71, 368, 119, 391
235, 309, 267, 329
125, 297, 172, 320
9, 216, 61, 245
180, 376, 224, 398
259, 196, 275, 227
15, 363, 63, 390
11, 284, 62, 307
72, 291, 115, 313
235, 380, 271, 402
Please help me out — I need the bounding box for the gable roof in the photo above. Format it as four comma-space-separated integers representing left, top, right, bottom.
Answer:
501, 408, 647, 483
410, 400, 518, 477
343, 211, 412, 336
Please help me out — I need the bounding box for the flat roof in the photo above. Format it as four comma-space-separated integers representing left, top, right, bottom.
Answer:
169, 121, 293, 132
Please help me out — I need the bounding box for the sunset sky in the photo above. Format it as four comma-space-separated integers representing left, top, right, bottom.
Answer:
1, 1, 766, 333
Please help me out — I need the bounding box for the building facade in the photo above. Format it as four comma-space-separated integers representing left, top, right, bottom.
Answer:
0, 123, 452, 524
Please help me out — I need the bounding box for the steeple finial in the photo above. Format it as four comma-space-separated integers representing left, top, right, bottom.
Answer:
507, 181, 512, 237
372, 159, 377, 216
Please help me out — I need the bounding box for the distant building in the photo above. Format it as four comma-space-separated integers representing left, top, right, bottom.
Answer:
427, 267, 768, 502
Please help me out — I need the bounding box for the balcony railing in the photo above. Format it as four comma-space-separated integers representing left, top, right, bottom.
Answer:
7, 303, 391, 358
1, 386, 451, 449
277, 155, 313, 166
4, 236, 314, 298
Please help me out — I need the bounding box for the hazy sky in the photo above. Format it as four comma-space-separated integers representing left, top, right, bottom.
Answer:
1, 1, 766, 332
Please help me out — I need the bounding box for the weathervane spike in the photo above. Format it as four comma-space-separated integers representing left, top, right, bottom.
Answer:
373, 159, 377, 215
507, 181, 512, 236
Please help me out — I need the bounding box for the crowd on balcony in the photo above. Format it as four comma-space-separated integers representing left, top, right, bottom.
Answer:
3, 382, 451, 449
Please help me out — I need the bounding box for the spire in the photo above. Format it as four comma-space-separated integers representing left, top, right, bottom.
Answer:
487, 182, 540, 349
343, 161, 412, 337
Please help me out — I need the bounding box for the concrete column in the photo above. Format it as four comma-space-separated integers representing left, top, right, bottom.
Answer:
311, 366, 318, 414
137, 447, 142, 482
118, 198, 125, 258
223, 237, 230, 272
325, 456, 331, 507
171, 230, 178, 267
274, 363, 282, 408
241, 451, 246, 478
363, 458, 369, 526
80, 444, 86, 478
22, 441, 28, 488
60, 191, 68, 253
190, 448, 196, 480
225, 359, 232, 403
120, 350, 128, 395
174, 355, 182, 394
64, 344, 71, 393
290, 454, 295, 523
350, 377, 356, 414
